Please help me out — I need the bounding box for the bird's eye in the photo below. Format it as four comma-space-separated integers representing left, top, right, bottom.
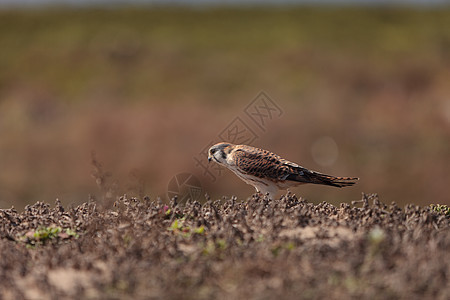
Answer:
210, 148, 216, 154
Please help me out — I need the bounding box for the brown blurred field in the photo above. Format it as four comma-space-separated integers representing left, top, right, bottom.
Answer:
0, 7, 450, 208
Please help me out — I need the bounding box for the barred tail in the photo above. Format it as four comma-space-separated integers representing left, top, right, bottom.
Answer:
314, 174, 359, 187
287, 170, 359, 188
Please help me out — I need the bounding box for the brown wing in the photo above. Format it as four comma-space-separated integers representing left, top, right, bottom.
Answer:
231, 146, 292, 181
232, 145, 358, 187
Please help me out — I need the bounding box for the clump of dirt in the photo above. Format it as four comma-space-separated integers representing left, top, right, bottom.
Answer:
0, 193, 449, 299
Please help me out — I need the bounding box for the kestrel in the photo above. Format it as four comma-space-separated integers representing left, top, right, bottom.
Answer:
208, 142, 358, 198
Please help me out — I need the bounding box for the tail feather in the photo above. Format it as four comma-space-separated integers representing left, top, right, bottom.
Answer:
287, 170, 359, 188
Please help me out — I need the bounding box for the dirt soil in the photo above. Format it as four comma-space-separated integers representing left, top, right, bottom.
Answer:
0, 193, 449, 300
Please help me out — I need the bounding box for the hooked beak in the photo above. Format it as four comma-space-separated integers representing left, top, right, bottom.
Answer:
208, 156, 212, 162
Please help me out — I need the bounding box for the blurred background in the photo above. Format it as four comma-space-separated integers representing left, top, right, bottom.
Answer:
0, 0, 449, 209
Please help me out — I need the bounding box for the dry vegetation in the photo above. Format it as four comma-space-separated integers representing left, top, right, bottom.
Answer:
0, 193, 448, 299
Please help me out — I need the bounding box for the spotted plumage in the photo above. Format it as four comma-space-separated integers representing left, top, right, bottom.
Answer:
208, 142, 358, 198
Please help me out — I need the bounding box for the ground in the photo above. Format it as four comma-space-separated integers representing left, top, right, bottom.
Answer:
0, 193, 448, 299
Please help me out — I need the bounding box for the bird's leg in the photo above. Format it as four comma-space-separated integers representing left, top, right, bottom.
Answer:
263, 192, 272, 201
253, 188, 264, 199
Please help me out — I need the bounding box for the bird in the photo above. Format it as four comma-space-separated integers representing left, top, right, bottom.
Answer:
208, 142, 358, 198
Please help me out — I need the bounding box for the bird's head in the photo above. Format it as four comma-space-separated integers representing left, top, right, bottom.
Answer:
208, 142, 233, 164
